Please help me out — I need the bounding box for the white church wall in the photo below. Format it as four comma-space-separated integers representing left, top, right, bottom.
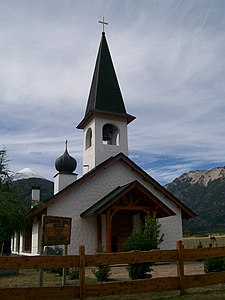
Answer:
11, 236, 14, 253
31, 220, 40, 255
47, 200, 97, 254
54, 173, 77, 194
158, 214, 183, 250
46, 160, 183, 254
19, 235, 23, 253
73, 217, 97, 254
11, 232, 19, 254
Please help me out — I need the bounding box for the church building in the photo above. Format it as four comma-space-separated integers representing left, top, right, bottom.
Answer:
12, 29, 195, 255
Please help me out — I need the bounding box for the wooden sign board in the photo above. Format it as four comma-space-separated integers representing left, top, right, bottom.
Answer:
42, 216, 72, 246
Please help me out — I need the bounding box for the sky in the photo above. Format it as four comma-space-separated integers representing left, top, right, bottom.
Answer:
1, 0, 225, 185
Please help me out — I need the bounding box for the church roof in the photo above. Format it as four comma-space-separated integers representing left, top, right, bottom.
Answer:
77, 32, 135, 129
30, 153, 196, 220
80, 180, 175, 218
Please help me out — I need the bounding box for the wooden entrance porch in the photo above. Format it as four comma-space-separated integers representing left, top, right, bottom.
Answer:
82, 180, 175, 252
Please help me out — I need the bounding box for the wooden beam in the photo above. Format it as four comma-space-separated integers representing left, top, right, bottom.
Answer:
85, 249, 178, 265
79, 245, 86, 300
134, 197, 142, 205
110, 205, 155, 211
85, 277, 179, 297
0, 255, 80, 269
152, 210, 157, 219
0, 287, 80, 300
176, 240, 186, 295
97, 215, 102, 249
106, 210, 112, 252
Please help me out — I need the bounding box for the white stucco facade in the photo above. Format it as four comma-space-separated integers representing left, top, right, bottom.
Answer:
45, 159, 183, 254
54, 173, 77, 194
83, 115, 128, 174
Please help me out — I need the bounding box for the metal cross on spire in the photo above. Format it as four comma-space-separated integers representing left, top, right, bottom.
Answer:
65, 139, 68, 150
99, 17, 108, 32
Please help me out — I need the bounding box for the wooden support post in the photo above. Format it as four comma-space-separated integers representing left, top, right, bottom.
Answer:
79, 245, 86, 300
176, 240, 186, 295
97, 214, 102, 248
38, 251, 44, 287
39, 215, 45, 287
106, 210, 112, 252
62, 244, 68, 286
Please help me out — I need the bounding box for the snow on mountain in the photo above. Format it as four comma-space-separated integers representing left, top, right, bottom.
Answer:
11, 168, 45, 181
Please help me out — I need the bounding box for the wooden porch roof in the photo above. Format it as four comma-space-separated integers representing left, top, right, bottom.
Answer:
80, 180, 176, 218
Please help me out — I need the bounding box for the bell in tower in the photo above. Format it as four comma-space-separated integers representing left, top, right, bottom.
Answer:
102, 124, 119, 145
103, 124, 114, 141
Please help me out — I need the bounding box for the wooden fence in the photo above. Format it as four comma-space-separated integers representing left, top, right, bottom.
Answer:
1, 240, 225, 299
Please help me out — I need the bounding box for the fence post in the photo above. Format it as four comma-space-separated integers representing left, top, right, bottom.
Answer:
39, 215, 45, 287
176, 240, 186, 295
62, 244, 68, 286
79, 245, 86, 300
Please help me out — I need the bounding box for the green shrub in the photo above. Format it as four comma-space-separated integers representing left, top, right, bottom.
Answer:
92, 264, 112, 282
123, 216, 163, 280
92, 247, 111, 282
204, 256, 225, 273
126, 262, 153, 280
69, 267, 79, 280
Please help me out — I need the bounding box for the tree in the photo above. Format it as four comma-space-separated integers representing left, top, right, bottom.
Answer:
123, 216, 164, 279
0, 148, 10, 183
0, 149, 28, 255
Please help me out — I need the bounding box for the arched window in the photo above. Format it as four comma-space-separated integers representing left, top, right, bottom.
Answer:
102, 124, 119, 145
86, 128, 92, 149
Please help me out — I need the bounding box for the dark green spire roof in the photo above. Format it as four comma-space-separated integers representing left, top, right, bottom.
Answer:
77, 32, 135, 129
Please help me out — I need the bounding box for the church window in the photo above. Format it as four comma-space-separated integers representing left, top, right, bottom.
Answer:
86, 128, 92, 149
102, 124, 119, 145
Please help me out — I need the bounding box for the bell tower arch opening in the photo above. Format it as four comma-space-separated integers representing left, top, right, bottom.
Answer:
86, 128, 92, 149
102, 123, 119, 145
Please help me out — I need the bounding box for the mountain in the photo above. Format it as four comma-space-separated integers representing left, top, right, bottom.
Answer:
11, 168, 45, 181
11, 177, 54, 203
165, 167, 225, 234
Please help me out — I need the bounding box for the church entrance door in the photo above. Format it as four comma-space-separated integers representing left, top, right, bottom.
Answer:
111, 213, 133, 252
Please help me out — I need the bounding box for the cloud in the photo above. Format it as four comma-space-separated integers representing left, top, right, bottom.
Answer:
1, 0, 225, 184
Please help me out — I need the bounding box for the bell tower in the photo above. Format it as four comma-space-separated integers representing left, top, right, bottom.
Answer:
77, 29, 135, 174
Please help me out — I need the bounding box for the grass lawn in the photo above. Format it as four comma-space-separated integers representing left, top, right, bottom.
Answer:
183, 234, 225, 249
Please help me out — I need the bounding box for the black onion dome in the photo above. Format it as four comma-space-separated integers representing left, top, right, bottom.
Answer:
55, 148, 77, 174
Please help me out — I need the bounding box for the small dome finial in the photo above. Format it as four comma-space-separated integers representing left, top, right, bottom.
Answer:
55, 141, 77, 174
